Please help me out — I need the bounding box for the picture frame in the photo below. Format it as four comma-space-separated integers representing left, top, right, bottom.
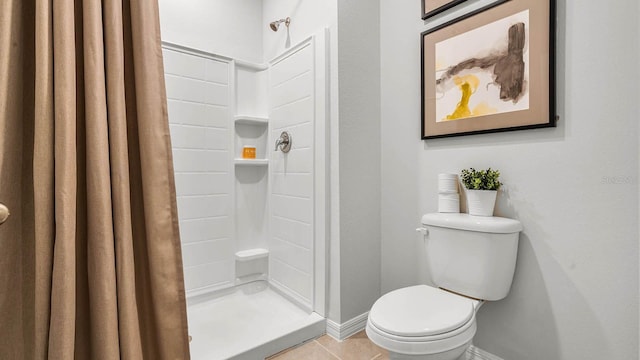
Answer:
422, 0, 468, 20
421, 0, 556, 139
422, 0, 509, 26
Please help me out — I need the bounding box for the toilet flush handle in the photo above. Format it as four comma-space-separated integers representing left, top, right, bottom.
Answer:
416, 227, 429, 241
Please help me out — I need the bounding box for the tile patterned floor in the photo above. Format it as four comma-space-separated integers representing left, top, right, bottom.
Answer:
267, 330, 389, 360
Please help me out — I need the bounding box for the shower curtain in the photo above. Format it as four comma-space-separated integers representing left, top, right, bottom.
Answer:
0, 0, 190, 359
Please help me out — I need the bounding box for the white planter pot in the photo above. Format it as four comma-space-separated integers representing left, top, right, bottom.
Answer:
466, 190, 497, 216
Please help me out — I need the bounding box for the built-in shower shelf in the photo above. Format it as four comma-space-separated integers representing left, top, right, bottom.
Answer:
235, 159, 269, 166
236, 248, 269, 261
234, 115, 268, 125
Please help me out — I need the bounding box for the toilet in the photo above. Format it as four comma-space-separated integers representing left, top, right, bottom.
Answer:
366, 213, 523, 360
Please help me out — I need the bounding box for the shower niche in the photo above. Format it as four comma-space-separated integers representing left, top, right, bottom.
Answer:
233, 62, 270, 283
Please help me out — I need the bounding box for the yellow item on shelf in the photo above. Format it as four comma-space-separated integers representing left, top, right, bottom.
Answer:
242, 146, 256, 159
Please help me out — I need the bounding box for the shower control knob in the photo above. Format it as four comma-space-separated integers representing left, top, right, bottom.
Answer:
274, 131, 292, 153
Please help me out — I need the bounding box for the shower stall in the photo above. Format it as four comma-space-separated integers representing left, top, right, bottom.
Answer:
162, 28, 328, 359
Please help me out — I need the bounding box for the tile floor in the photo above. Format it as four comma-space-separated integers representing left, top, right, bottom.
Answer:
267, 330, 389, 360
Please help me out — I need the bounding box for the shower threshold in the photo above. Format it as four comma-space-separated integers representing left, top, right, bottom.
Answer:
187, 281, 325, 360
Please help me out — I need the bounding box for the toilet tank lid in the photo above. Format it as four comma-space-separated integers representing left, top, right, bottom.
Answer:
421, 213, 523, 234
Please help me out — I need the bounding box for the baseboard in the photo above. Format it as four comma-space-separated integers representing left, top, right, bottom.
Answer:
326, 312, 369, 341
465, 345, 505, 360
325, 314, 504, 359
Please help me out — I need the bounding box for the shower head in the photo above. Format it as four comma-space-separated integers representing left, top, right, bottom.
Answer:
270, 17, 291, 32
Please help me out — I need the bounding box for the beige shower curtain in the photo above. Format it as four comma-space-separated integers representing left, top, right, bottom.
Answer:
0, 0, 190, 359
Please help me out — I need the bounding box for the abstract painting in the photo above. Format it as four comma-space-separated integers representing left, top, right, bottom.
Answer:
421, 0, 555, 139
435, 10, 529, 122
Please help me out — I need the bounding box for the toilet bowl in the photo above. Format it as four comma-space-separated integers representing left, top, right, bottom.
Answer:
366, 285, 480, 360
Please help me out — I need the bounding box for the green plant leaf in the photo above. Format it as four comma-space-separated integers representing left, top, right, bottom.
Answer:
460, 167, 502, 190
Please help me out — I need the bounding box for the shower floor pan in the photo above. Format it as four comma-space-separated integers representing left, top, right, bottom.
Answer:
187, 281, 325, 360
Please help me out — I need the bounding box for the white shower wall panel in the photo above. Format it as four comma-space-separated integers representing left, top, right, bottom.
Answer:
271, 97, 313, 127
272, 173, 313, 199
271, 196, 313, 225
271, 74, 313, 112
269, 43, 315, 309
171, 150, 228, 173
168, 126, 228, 151
271, 216, 313, 251
163, 47, 235, 295
271, 149, 314, 174
179, 217, 231, 244
176, 196, 229, 219
174, 173, 229, 196
270, 259, 313, 305
270, 237, 312, 273
270, 47, 313, 86
167, 101, 228, 128
164, 76, 228, 106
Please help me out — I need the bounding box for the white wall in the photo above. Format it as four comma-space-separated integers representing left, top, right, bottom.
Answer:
158, 0, 263, 63
335, 0, 382, 323
262, 0, 336, 62
163, 48, 234, 295
159, 0, 336, 63
380, 1, 639, 360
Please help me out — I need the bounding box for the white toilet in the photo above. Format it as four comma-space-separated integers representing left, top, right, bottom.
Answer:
366, 213, 522, 360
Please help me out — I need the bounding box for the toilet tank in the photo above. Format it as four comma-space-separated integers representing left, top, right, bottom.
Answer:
421, 213, 523, 301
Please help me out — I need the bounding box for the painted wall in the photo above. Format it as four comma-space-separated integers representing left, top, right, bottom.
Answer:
157, 0, 337, 63
336, 0, 382, 323
262, 0, 336, 62
380, 1, 639, 360
158, 0, 263, 63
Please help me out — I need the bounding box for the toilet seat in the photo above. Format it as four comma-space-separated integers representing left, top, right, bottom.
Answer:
366, 285, 478, 356
369, 285, 474, 337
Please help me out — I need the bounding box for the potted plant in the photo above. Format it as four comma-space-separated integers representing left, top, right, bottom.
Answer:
460, 168, 502, 216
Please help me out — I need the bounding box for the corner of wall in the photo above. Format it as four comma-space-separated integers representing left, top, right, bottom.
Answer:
336, 0, 382, 322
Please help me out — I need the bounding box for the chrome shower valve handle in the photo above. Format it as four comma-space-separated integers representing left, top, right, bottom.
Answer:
274, 131, 292, 153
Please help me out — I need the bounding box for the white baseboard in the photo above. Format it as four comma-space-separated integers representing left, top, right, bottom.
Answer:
326, 312, 369, 341
325, 314, 503, 360
465, 345, 505, 360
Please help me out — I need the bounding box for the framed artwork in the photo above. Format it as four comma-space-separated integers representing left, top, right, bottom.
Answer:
422, 0, 509, 24
421, 0, 556, 139
422, 0, 468, 20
